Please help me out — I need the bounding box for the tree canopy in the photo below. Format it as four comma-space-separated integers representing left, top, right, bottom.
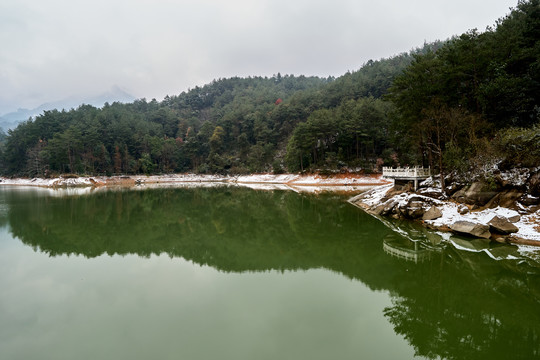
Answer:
1, 1, 538, 177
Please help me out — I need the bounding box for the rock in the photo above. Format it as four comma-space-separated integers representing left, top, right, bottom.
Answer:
451, 182, 498, 206
418, 188, 446, 200
383, 187, 406, 199
528, 171, 540, 196
494, 174, 509, 188
450, 221, 491, 239
488, 216, 519, 234
372, 204, 386, 215
485, 189, 523, 208
405, 200, 425, 219
423, 206, 443, 220
519, 194, 539, 206
508, 215, 521, 223
451, 188, 467, 203
458, 204, 470, 215
445, 182, 464, 196
407, 207, 424, 219
381, 200, 398, 216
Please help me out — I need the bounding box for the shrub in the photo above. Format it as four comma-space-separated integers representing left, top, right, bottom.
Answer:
494, 123, 540, 168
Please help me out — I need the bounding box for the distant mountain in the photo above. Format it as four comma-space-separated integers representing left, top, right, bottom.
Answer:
0, 86, 135, 130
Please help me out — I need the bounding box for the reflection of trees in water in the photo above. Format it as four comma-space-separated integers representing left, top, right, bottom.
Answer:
370, 209, 540, 359
3, 187, 390, 274
2, 187, 540, 359
383, 243, 540, 360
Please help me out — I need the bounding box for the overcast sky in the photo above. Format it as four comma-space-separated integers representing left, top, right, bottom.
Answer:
0, 0, 518, 114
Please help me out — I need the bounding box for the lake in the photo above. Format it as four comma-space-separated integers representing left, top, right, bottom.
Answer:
0, 185, 539, 360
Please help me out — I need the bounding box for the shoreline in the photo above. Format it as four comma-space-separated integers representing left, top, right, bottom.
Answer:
0, 173, 391, 193
349, 184, 540, 249
5, 172, 538, 250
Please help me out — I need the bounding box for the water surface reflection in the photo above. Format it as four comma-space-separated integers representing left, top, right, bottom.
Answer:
0, 186, 539, 359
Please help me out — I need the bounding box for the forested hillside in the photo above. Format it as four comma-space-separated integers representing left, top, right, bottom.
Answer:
0, 52, 418, 176
388, 0, 540, 181
1, 0, 538, 177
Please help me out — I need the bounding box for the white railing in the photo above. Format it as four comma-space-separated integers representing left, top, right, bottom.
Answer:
382, 166, 431, 178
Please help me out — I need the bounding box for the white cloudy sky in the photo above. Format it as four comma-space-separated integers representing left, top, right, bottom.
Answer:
0, 0, 518, 113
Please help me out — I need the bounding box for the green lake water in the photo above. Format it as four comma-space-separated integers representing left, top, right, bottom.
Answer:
0, 186, 539, 360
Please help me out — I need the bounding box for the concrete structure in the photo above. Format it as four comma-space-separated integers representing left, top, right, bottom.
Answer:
382, 166, 431, 191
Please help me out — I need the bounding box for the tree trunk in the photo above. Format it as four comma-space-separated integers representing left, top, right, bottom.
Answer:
439, 153, 445, 193
436, 124, 446, 193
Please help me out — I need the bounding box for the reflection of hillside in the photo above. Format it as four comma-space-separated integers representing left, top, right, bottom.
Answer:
4, 187, 393, 278
2, 187, 540, 359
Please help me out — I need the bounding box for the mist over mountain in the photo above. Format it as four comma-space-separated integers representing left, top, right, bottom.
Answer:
0, 86, 135, 130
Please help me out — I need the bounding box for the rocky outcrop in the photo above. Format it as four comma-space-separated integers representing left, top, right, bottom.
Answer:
450, 221, 491, 239
488, 216, 519, 234
349, 168, 540, 246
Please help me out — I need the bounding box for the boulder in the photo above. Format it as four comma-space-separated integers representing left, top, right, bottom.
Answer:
451, 182, 498, 206
418, 187, 446, 200
450, 221, 491, 239
405, 200, 425, 219
407, 207, 424, 219
488, 216, 519, 234
528, 171, 540, 196
445, 182, 465, 196
485, 189, 523, 208
451, 188, 467, 203
423, 206, 443, 220
508, 215, 521, 223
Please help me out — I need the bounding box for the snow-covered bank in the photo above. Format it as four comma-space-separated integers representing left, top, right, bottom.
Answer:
0, 176, 98, 187
0, 173, 390, 193
349, 183, 540, 248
